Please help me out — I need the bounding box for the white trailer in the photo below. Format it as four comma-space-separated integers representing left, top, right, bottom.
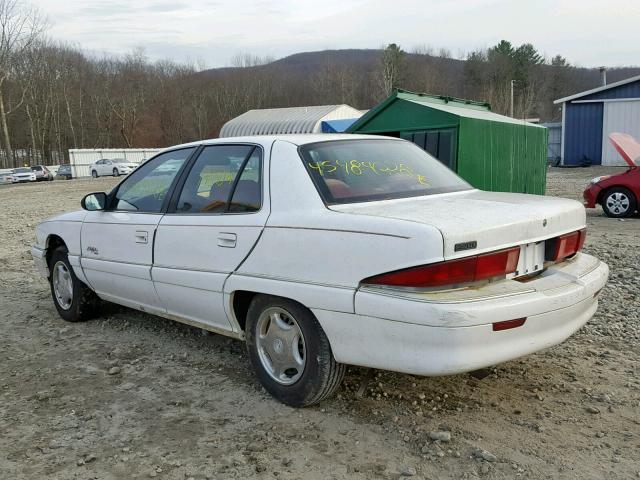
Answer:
68, 148, 161, 178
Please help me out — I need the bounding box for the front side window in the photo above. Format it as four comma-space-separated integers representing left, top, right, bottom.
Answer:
112, 148, 194, 212
176, 145, 261, 214
299, 139, 471, 204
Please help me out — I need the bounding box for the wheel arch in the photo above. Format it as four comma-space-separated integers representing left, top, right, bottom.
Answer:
229, 289, 334, 335
45, 234, 68, 266
597, 184, 637, 205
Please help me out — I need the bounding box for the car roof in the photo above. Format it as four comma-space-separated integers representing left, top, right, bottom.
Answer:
163, 134, 401, 152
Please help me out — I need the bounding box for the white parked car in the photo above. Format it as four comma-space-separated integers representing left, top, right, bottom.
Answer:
90, 158, 138, 177
12, 167, 37, 183
0, 169, 13, 184
31, 135, 609, 406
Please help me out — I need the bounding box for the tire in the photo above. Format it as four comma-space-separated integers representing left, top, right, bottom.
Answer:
245, 295, 345, 407
112, 168, 119, 177
48, 246, 99, 322
601, 187, 636, 218
91, 170, 98, 178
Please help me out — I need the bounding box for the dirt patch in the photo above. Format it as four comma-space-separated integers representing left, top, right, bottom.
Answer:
1, 170, 639, 479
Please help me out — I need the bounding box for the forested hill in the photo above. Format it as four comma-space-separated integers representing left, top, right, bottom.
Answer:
4, 41, 640, 167
201, 48, 640, 122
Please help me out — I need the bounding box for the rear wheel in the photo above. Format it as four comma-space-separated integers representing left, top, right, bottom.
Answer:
245, 295, 345, 407
91, 170, 98, 178
112, 168, 119, 177
48, 246, 99, 322
602, 187, 636, 218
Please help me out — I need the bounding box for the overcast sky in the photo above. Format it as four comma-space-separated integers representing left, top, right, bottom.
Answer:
33, 0, 639, 69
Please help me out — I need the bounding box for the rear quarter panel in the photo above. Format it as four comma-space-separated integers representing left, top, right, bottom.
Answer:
228, 139, 445, 314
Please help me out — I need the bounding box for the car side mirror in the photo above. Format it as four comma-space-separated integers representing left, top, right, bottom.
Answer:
81, 192, 107, 211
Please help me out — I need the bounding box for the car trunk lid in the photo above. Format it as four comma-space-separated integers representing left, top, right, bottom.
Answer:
330, 190, 586, 259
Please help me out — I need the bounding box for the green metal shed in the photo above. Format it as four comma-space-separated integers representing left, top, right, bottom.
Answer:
347, 89, 548, 194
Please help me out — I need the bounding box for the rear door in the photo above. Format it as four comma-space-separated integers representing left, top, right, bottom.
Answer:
153, 143, 268, 332
80, 147, 195, 313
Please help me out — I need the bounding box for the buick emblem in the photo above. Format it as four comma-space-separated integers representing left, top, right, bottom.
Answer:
542, 219, 547, 227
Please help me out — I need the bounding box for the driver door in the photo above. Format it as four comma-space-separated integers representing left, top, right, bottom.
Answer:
101, 160, 112, 176
80, 147, 195, 314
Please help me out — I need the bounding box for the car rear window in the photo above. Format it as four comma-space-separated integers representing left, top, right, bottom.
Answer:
299, 139, 471, 204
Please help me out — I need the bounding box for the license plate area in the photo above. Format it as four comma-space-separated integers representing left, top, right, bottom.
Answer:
510, 242, 545, 279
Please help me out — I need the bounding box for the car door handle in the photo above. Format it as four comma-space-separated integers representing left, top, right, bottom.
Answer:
217, 232, 237, 248
135, 230, 148, 244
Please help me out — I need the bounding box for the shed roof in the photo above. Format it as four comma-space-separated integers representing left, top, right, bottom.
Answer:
554, 74, 640, 104
348, 89, 542, 132
219, 104, 362, 137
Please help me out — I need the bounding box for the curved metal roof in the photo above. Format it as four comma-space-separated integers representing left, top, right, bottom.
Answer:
219, 104, 362, 137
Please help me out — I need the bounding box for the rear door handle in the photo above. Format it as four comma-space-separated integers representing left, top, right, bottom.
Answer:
217, 232, 237, 248
135, 230, 148, 244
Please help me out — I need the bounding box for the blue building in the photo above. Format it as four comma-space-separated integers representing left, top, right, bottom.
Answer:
554, 75, 640, 166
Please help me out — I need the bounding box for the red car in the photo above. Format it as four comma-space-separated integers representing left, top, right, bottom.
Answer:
583, 133, 640, 218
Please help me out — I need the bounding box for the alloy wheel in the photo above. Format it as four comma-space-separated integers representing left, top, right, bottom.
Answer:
606, 192, 630, 215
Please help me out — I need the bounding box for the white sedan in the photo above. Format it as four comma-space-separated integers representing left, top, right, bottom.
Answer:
12, 167, 37, 183
31, 135, 609, 406
90, 158, 138, 177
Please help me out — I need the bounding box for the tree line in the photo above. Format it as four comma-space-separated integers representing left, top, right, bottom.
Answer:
0, 0, 638, 168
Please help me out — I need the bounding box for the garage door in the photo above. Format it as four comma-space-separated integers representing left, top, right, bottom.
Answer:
601, 100, 640, 166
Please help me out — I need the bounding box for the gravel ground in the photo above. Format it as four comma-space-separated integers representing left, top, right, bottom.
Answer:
1, 168, 639, 480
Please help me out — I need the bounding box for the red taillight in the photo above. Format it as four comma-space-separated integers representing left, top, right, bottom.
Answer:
547, 229, 586, 262
362, 247, 520, 289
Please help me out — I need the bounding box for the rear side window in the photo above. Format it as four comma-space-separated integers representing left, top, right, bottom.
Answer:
299, 139, 471, 204
176, 145, 261, 214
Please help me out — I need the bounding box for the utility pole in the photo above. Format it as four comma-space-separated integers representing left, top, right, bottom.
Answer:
510, 80, 515, 117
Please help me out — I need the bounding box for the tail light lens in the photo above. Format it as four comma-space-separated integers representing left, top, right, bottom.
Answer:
362, 247, 520, 289
545, 229, 586, 262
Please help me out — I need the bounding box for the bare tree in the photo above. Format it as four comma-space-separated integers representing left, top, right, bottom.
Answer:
0, 0, 45, 167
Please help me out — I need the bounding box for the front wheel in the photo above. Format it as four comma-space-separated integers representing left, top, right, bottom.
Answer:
48, 247, 99, 322
602, 187, 636, 218
91, 170, 98, 178
112, 168, 119, 177
245, 295, 345, 407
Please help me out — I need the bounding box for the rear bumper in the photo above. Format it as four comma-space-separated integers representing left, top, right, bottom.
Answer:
314, 253, 608, 376
583, 184, 601, 208
31, 245, 49, 278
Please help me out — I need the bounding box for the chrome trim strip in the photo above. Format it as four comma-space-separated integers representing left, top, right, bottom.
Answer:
358, 285, 536, 304
233, 272, 355, 290
153, 264, 227, 275
265, 225, 410, 239
82, 257, 149, 267
153, 278, 222, 293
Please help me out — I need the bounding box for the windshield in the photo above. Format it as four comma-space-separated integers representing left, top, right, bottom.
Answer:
112, 159, 128, 164
299, 139, 471, 204
14, 168, 31, 173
